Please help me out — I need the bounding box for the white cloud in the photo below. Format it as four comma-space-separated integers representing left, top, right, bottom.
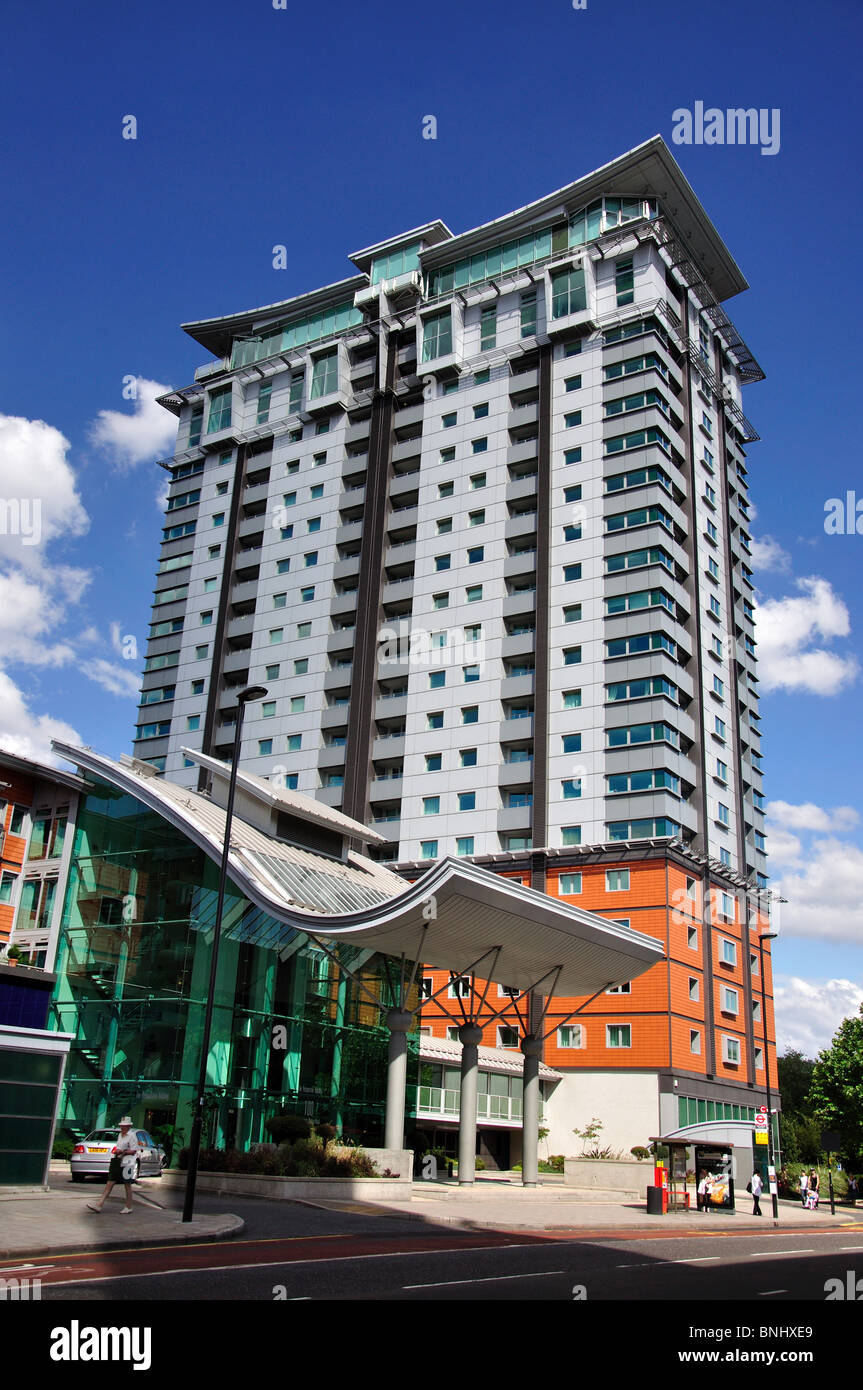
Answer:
771, 835, 863, 944
0, 414, 89, 569
755, 577, 858, 694
89, 377, 176, 470
750, 534, 791, 572
82, 658, 142, 699
0, 670, 82, 765
768, 801, 859, 833
0, 569, 85, 667
774, 975, 863, 1056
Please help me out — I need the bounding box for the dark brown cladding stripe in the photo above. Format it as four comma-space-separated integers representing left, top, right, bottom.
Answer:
199, 442, 250, 788
342, 330, 396, 830
531, 343, 554, 852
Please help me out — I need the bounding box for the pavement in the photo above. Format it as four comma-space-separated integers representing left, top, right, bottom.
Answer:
291, 1177, 863, 1233
0, 1169, 244, 1258
2, 1167, 858, 1256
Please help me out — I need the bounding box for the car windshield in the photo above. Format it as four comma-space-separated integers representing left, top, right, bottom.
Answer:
86, 1130, 119, 1142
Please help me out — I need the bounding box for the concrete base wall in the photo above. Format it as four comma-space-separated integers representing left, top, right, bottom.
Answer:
563, 1158, 652, 1196
361, 1148, 413, 1179
161, 1171, 412, 1201
544, 1071, 660, 1157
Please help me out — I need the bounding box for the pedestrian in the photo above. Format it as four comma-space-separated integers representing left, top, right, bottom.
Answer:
87, 1117, 139, 1215
799, 1169, 809, 1206
806, 1169, 820, 1210
749, 1170, 763, 1216
849, 1176, 859, 1207
697, 1170, 712, 1213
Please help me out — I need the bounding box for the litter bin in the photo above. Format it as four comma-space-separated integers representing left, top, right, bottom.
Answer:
646, 1185, 665, 1215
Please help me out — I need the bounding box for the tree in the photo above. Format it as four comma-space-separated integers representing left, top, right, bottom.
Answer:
777, 1049, 816, 1114
809, 1004, 863, 1170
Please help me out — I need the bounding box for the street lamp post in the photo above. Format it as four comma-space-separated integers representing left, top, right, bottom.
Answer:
758, 927, 779, 1225
182, 685, 267, 1224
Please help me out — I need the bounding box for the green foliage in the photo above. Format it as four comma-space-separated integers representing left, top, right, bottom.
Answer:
572, 1117, 624, 1160
52, 1138, 75, 1160
265, 1112, 312, 1144
539, 1155, 565, 1173
777, 1049, 816, 1114
630, 1146, 651, 1161
177, 1139, 378, 1179
809, 1005, 863, 1169
780, 1112, 823, 1166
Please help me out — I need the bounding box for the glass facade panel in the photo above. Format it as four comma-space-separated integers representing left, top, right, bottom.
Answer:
49, 781, 419, 1151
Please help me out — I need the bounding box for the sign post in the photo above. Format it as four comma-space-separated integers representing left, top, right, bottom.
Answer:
821, 1130, 841, 1216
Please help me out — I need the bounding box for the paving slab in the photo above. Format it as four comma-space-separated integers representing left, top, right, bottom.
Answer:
0, 1182, 244, 1258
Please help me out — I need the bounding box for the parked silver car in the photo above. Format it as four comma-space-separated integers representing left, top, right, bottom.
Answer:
70, 1128, 167, 1182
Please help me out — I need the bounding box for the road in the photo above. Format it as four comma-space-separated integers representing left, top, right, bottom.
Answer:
6, 1182, 862, 1301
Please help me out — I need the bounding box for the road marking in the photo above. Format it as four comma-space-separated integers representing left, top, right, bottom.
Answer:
751, 1249, 813, 1257
839, 1246, 863, 1251
671, 1256, 721, 1263
403, 1269, 567, 1290
758, 1290, 788, 1296
0, 1263, 55, 1275
36, 1242, 541, 1289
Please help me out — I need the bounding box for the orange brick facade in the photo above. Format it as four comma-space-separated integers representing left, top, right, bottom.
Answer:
418, 854, 777, 1094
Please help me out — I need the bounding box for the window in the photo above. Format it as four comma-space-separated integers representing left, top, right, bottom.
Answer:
552, 266, 586, 318
714, 716, 726, 740
310, 350, 338, 399
467, 546, 484, 565
206, 387, 232, 434
706, 520, 718, 542
290, 696, 305, 713
716, 759, 728, 783
272, 593, 287, 610
607, 981, 631, 994
421, 841, 438, 860
425, 753, 442, 772
687, 976, 700, 1002
563, 689, 582, 709
722, 1036, 741, 1065
297, 622, 311, 638
606, 869, 630, 891
470, 473, 486, 490
438, 478, 454, 494
561, 825, 581, 846
423, 796, 440, 816
432, 592, 449, 610
469, 509, 485, 527
187, 404, 203, 447
690, 1030, 701, 1055
688, 926, 698, 949
562, 734, 581, 755
718, 803, 730, 826
480, 304, 496, 351
563, 646, 581, 666
471, 437, 488, 455
462, 665, 480, 684
562, 779, 581, 800
194, 645, 208, 660
258, 739, 273, 756
461, 706, 479, 724
498, 1026, 519, 1049
422, 310, 453, 361
558, 1024, 584, 1048
722, 986, 739, 1014
436, 518, 452, 535
564, 563, 582, 582
607, 1024, 631, 1048
307, 516, 321, 531
466, 585, 482, 603
442, 412, 457, 429
709, 595, 721, 619
191, 679, 205, 695
615, 257, 634, 307
287, 735, 301, 751
520, 290, 537, 337
427, 712, 444, 730
456, 836, 475, 856
458, 792, 476, 812
559, 873, 582, 895
212, 512, 225, 528
564, 524, 582, 542
460, 748, 477, 768
300, 586, 315, 602
428, 671, 446, 690
720, 938, 737, 966
435, 554, 451, 572
261, 701, 276, 719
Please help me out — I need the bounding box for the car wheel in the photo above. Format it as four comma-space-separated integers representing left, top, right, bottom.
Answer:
72, 1173, 85, 1183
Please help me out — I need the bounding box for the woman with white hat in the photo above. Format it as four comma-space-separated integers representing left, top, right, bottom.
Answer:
87, 1117, 139, 1215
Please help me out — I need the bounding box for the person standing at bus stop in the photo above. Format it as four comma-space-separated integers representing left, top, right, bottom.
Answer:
87, 1117, 139, 1215
749, 1170, 763, 1216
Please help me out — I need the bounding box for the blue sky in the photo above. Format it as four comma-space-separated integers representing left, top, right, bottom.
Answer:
1, 0, 861, 1051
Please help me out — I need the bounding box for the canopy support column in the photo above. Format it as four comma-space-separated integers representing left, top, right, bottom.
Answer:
384, 1008, 413, 1151
521, 1034, 543, 1188
458, 1023, 482, 1185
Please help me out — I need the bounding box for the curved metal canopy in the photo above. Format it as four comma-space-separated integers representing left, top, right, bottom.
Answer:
53, 742, 665, 997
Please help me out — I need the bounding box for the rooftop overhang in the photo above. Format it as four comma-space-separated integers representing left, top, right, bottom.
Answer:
419, 135, 749, 304
182, 273, 369, 358
52, 742, 665, 998
0, 747, 90, 796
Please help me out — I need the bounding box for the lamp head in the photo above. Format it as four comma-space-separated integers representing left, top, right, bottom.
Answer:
238, 685, 268, 704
